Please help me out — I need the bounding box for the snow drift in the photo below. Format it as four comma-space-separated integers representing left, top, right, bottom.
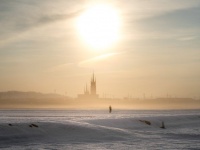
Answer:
0, 110, 199, 149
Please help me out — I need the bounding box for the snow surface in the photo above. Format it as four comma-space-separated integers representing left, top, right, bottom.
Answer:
0, 110, 199, 149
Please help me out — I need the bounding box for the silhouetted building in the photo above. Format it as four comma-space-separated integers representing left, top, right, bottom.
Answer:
78, 73, 99, 99
90, 73, 96, 95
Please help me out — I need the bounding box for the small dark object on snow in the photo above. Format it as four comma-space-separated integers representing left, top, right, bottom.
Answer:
29, 125, 33, 128
160, 121, 166, 129
8, 124, 12, 126
109, 105, 112, 113
139, 120, 151, 125
31, 124, 38, 128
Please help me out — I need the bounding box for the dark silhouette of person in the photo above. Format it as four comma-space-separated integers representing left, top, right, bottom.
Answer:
160, 121, 166, 129
109, 105, 112, 113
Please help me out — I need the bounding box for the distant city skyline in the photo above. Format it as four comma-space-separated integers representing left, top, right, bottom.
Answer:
0, 0, 200, 99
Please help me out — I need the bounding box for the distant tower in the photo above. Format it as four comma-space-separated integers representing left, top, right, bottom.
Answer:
90, 73, 96, 95
77, 72, 99, 99
84, 84, 89, 95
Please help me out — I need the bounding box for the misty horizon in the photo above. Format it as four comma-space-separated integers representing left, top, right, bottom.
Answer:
0, 90, 199, 110
0, 88, 200, 100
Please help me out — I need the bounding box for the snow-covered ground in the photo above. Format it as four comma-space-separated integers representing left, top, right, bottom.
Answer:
0, 110, 199, 149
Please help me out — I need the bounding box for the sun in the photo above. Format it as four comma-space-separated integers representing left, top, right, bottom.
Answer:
77, 4, 120, 50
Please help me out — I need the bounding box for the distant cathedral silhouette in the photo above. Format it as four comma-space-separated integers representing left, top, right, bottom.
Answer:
78, 73, 99, 99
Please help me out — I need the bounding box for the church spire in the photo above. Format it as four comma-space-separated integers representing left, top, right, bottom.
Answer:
78, 72, 98, 99
84, 83, 89, 94
90, 72, 96, 95
91, 71, 95, 82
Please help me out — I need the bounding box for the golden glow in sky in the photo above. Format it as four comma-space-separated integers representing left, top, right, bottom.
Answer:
77, 4, 120, 50
0, 1, 200, 99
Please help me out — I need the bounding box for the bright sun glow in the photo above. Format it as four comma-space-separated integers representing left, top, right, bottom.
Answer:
77, 4, 120, 50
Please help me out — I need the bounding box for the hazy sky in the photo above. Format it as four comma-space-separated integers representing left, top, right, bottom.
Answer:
0, 0, 200, 98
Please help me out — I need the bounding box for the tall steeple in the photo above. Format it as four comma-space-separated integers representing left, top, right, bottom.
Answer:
84, 84, 89, 95
91, 72, 95, 82
90, 72, 96, 95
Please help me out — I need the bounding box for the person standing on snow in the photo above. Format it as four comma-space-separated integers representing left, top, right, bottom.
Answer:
109, 105, 112, 113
